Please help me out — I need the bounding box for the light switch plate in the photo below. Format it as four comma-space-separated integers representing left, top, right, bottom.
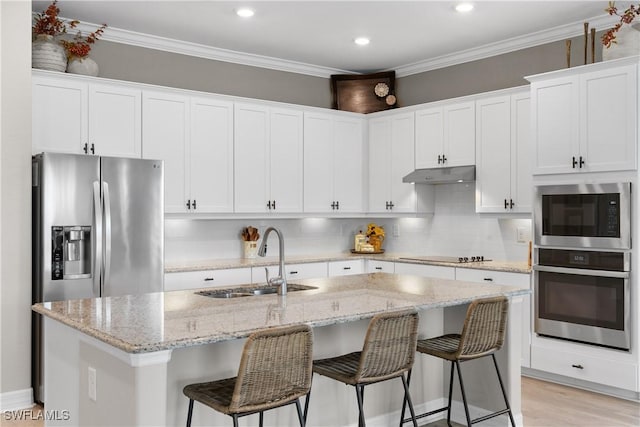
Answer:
516, 227, 529, 243
88, 367, 97, 401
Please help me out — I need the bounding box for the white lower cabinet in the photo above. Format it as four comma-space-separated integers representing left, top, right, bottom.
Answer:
366, 260, 395, 273
164, 268, 252, 292
256, 262, 328, 284
328, 260, 364, 276
454, 268, 531, 368
394, 262, 455, 280
531, 341, 638, 391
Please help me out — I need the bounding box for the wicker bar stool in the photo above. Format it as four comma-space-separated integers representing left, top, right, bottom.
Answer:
307, 309, 420, 427
400, 296, 515, 427
183, 324, 313, 427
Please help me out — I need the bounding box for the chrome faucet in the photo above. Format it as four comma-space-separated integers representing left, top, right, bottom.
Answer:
258, 227, 287, 295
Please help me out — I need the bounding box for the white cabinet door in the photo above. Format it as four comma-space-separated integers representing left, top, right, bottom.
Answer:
366, 260, 395, 273
369, 114, 415, 213
270, 108, 303, 212
142, 91, 189, 213
368, 118, 393, 212
415, 101, 475, 169
580, 65, 637, 172
333, 116, 364, 213
390, 113, 416, 212
164, 268, 252, 291
444, 101, 475, 167
88, 84, 141, 158
328, 260, 364, 276
511, 92, 532, 213
475, 95, 511, 212
531, 76, 579, 175
234, 103, 270, 213
303, 113, 334, 212
189, 97, 234, 213
415, 107, 443, 169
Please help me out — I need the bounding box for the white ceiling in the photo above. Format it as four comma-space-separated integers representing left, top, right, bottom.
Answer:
33, 1, 617, 77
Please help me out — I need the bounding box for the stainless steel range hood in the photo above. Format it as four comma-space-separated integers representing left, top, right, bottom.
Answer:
402, 165, 475, 184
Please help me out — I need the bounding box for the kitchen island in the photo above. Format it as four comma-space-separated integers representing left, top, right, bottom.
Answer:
33, 273, 529, 426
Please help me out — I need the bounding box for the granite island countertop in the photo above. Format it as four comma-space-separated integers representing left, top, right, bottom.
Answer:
33, 273, 530, 354
165, 253, 531, 274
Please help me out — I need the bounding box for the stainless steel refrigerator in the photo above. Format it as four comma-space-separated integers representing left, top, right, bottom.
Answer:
32, 152, 164, 403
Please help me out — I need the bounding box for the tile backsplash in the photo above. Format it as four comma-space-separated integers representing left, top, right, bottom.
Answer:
165, 183, 532, 263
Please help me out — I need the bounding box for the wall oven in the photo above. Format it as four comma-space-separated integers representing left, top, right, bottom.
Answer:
534, 248, 630, 350
534, 182, 631, 250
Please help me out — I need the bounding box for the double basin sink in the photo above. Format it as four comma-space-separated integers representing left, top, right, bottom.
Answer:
196, 283, 317, 299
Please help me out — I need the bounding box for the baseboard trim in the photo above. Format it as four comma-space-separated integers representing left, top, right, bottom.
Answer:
0, 388, 34, 412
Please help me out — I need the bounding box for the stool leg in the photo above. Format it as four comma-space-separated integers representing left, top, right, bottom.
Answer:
491, 354, 516, 427
398, 368, 412, 426
295, 398, 306, 427
259, 411, 264, 427
355, 384, 366, 427
400, 373, 418, 427
454, 361, 472, 427
186, 399, 194, 427
303, 390, 311, 424
446, 361, 455, 427
232, 414, 239, 427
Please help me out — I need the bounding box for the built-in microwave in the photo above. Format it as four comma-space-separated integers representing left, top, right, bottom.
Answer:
534, 182, 631, 249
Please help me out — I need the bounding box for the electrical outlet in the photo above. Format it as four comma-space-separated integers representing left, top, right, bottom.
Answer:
393, 224, 400, 237
88, 367, 97, 402
516, 227, 529, 243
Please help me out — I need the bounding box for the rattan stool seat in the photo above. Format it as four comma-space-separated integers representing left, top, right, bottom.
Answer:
183, 323, 313, 427
416, 334, 461, 361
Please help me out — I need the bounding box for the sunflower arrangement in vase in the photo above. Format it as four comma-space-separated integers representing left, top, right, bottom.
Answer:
366, 223, 385, 252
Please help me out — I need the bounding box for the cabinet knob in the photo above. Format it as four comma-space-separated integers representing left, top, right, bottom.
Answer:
343, 266, 351, 270
90, 143, 95, 155
192, 199, 197, 210
442, 154, 447, 163
504, 199, 508, 209
572, 156, 578, 168
331, 201, 336, 210
571, 364, 584, 370
83, 143, 88, 154
289, 271, 298, 275
204, 277, 214, 282
335, 201, 339, 210
375, 266, 383, 270
483, 278, 493, 282
438, 155, 442, 164
510, 199, 514, 209
579, 156, 585, 168
389, 201, 394, 209
186, 199, 191, 210
267, 200, 272, 210
272, 200, 276, 210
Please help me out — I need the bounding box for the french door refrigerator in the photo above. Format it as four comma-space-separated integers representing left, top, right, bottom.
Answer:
32, 152, 164, 403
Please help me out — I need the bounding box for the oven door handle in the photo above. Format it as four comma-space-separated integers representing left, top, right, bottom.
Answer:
533, 265, 629, 278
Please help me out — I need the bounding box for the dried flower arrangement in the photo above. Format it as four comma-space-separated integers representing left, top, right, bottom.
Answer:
32, 0, 107, 60
603, 1, 640, 47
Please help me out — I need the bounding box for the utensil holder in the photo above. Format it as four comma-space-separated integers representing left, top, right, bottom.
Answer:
243, 241, 258, 259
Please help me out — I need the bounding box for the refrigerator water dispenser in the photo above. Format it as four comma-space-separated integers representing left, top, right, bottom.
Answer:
51, 226, 91, 279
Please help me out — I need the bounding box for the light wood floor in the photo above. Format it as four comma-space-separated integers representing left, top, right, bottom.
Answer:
2, 377, 638, 426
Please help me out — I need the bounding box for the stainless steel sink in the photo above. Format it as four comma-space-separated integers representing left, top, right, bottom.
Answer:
196, 283, 316, 299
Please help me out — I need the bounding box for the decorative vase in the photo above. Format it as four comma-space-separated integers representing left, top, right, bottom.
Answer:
603, 23, 640, 61
66, 56, 99, 77
32, 34, 67, 72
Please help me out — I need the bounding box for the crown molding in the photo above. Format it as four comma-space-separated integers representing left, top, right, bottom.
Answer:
66, 14, 617, 80
394, 14, 618, 77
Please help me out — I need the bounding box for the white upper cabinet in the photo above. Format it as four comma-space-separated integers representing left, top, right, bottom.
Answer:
369, 112, 416, 213
415, 101, 475, 169
304, 112, 364, 213
142, 90, 189, 213
530, 62, 637, 174
234, 103, 303, 213
33, 73, 141, 158
475, 91, 531, 213
188, 96, 234, 213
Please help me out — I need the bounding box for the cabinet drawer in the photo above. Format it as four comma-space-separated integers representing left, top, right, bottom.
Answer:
328, 260, 364, 276
366, 260, 395, 273
164, 268, 252, 291
394, 263, 455, 280
455, 268, 530, 289
257, 262, 327, 283
531, 345, 638, 391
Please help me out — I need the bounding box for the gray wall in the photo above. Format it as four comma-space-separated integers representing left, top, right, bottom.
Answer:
91, 41, 333, 108
0, 0, 33, 402
91, 33, 604, 110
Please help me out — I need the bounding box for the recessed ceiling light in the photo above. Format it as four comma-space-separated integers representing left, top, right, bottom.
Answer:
455, 3, 474, 13
236, 8, 255, 18
354, 37, 370, 46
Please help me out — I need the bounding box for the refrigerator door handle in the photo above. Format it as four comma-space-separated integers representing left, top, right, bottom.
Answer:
92, 181, 103, 297
103, 181, 112, 293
